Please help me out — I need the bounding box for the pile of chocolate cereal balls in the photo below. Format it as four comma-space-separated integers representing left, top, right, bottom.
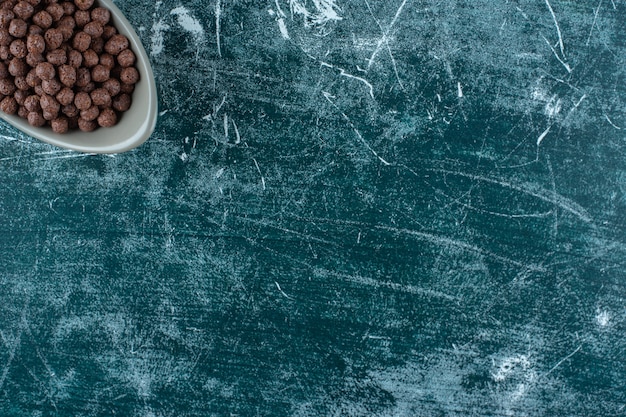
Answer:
0, 0, 139, 133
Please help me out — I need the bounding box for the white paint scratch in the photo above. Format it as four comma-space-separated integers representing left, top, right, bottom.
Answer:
150, 19, 169, 56
545, 0, 565, 57
536, 125, 551, 146
287, 0, 342, 27
321, 62, 375, 99
215, 0, 222, 57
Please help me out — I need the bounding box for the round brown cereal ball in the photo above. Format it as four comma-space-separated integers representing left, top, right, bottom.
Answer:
46, 48, 67, 65
13, 87, 27, 103
80, 104, 99, 121
27, 111, 45, 126
74, 90, 90, 110
57, 15, 75, 29
119, 67, 138, 84
72, 31, 90, 51
0, 78, 16, 95
13, 1, 34, 20
55, 86, 73, 105
24, 94, 39, 111
51, 116, 68, 133
17, 105, 28, 118
8, 18, 27, 38
97, 107, 116, 127
75, 66, 90, 87
27, 24, 42, 36
9, 38, 26, 57
119, 82, 134, 94
61, 103, 78, 117
0, 28, 12, 46
32, 10, 52, 29
83, 21, 102, 38
39, 93, 60, 113
57, 63, 75, 86
57, 23, 72, 41
13, 75, 28, 90
90, 36, 103, 53
67, 48, 82, 67
33, 84, 43, 95
77, 117, 96, 131
74, 9, 89, 27
0, 9, 14, 28
99, 52, 114, 69
104, 34, 128, 55
45, 3, 64, 21
91, 64, 108, 82
8, 57, 27, 76
90, 87, 110, 107
74, 0, 94, 11
90, 7, 109, 25
116, 48, 135, 67
101, 24, 116, 40
26, 33, 44, 53
0, 96, 18, 114
25, 51, 43, 66
41, 77, 61, 95
35, 61, 55, 80
44, 28, 63, 49
0, 45, 9, 60
102, 77, 119, 96
25, 68, 40, 86
112, 92, 130, 112
61, 2, 74, 16
82, 48, 98, 67
0, 62, 8, 78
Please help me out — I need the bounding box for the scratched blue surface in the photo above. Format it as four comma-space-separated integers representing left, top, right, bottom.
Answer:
0, 0, 625, 416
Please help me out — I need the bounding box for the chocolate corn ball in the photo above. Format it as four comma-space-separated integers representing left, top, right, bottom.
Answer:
47, 48, 67, 65
104, 34, 127, 55
50, 116, 68, 133
26, 33, 44, 53
97, 107, 115, 127
61, 2, 75, 16
27, 110, 45, 126
39, 93, 59, 114
119, 82, 133, 94
73, 90, 90, 110
102, 77, 119, 95
73, 9, 88, 27
9, 38, 26, 57
61, 103, 78, 117
90, 64, 107, 82
27, 24, 42, 36
0, 96, 17, 114
13, 1, 34, 20
0, 77, 15, 95
25, 51, 43, 66
72, 30, 89, 51
35, 61, 54, 79
90, 36, 102, 53
8, 57, 27, 76
25, 68, 40, 87
41, 77, 61, 95
82, 48, 97, 67
0, 61, 7, 77
57, 63, 75, 86
8, 18, 27, 37
45, 3, 64, 21
57, 15, 75, 29
23, 94, 39, 111
117, 48, 135, 67
13, 87, 27, 103
83, 21, 102, 38
119, 66, 138, 85
90, 7, 109, 25
90, 87, 109, 107
0, 28, 12, 46
13, 75, 28, 90
44, 28, 63, 49
32, 10, 52, 29
77, 116, 95, 131
101, 24, 115, 40
0, 45, 9, 59
77, 80, 93, 93
80, 104, 99, 121
112, 92, 130, 112
74, 66, 90, 86
74, 0, 94, 11
17, 104, 28, 118
0, 9, 14, 28
67, 48, 81, 67
99, 52, 114, 69
55, 86, 73, 105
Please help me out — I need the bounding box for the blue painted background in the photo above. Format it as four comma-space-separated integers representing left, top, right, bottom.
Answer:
1, 0, 625, 415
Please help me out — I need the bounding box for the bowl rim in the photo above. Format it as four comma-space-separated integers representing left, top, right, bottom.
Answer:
0, 0, 158, 154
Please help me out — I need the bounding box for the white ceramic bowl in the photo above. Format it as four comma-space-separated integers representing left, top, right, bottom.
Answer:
0, 0, 158, 154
